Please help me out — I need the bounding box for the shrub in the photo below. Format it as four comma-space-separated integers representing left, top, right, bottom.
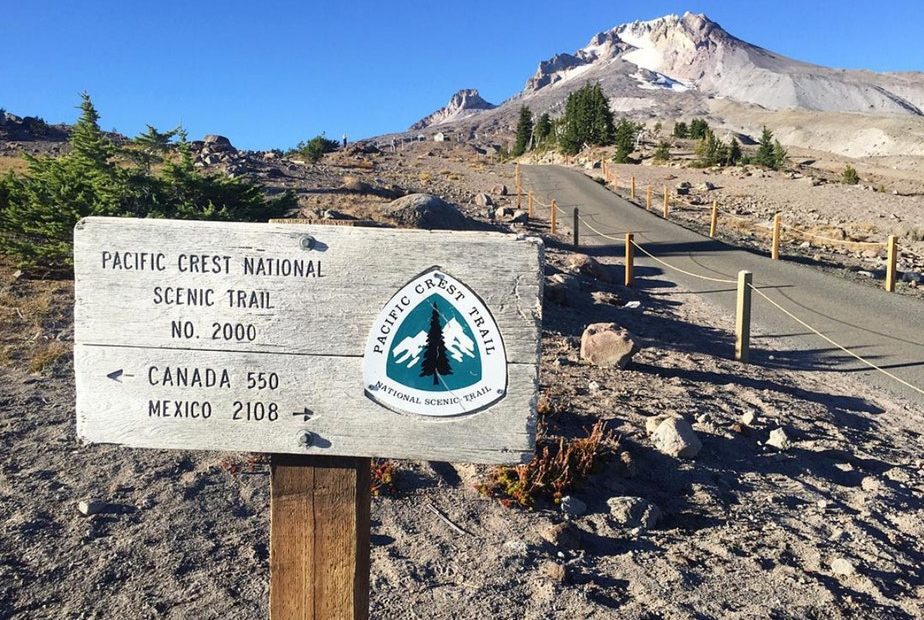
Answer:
371, 459, 399, 496
672, 121, 688, 139
654, 141, 671, 162
291, 134, 340, 163
477, 420, 615, 508
689, 118, 710, 139
0, 94, 296, 271
842, 164, 860, 185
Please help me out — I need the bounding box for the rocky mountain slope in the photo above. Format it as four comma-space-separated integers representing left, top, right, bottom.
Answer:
410, 89, 497, 130
409, 12, 924, 158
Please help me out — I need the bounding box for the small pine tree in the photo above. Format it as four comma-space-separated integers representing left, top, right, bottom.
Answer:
654, 141, 671, 162
129, 124, 179, 170
754, 126, 776, 168
772, 139, 787, 171
728, 138, 742, 165
842, 164, 860, 185
653, 121, 663, 136
513, 106, 533, 156
558, 82, 615, 155
672, 121, 688, 139
419, 304, 452, 385
613, 118, 639, 163
292, 134, 340, 163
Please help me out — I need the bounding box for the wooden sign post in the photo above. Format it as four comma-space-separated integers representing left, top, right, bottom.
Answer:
73, 217, 543, 618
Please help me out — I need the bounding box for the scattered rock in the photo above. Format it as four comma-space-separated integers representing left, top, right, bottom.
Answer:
645, 414, 673, 435
544, 273, 579, 305
502, 539, 528, 554
12, 270, 23, 280
564, 254, 608, 281
860, 476, 880, 494
494, 206, 514, 219
473, 192, 494, 207
386, 194, 469, 230
560, 495, 586, 517
510, 209, 529, 224
619, 451, 638, 478
830, 557, 856, 577
741, 410, 758, 427
697, 181, 716, 191
902, 271, 922, 284
539, 560, 568, 583
202, 134, 235, 153
766, 428, 792, 451
591, 291, 622, 306
652, 417, 702, 459
579, 323, 639, 369
607, 496, 661, 529
77, 500, 107, 516
540, 521, 582, 550
491, 183, 508, 196
675, 181, 691, 195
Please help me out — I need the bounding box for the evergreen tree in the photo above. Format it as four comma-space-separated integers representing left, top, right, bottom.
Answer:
694, 128, 720, 166
613, 118, 639, 163
754, 126, 776, 168
728, 138, 742, 165
689, 118, 710, 140
772, 139, 787, 171
512, 106, 533, 156
419, 304, 452, 385
558, 82, 615, 155
0, 94, 295, 270
842, 164, 860, 185
129, 125, 179, 170
534, 112, 552, 145
672, 121, 688, 139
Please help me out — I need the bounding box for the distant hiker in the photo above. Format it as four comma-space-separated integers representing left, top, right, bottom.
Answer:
342, 134, 347, 148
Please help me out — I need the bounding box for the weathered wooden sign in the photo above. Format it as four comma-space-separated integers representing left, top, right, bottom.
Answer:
74, 217, 543, 464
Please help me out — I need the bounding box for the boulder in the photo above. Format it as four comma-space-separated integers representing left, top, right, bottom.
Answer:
675, 181, 692, 195
495, 206, 514, 219
651, 417, 702, 458
510, 209, 529, 224
474, 192, 494, 207
697, 181, 716, 191
740, 410, 758, 427
202, 134, 235, 152
540, 521, 581, 550
491, 183, 509, 196
580, 323, 639, 369
386, 194, 469, 230
607, 496, 661, 529
564, 254, 608, 281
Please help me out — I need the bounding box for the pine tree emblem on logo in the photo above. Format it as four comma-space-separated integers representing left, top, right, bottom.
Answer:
363, 267, 507, 417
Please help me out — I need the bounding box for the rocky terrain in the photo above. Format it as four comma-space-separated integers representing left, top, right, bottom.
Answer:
408, 12, 924, 162
2, 131, 924, 618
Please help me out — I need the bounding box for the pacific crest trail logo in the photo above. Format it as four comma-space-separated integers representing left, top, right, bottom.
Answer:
363, 267, 507, 417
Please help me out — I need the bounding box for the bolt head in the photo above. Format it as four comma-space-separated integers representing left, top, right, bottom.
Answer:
296, 430, 313, 447
299, 235, 315, 250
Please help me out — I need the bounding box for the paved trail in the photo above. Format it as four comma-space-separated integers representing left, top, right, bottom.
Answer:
523, 165, 924, 406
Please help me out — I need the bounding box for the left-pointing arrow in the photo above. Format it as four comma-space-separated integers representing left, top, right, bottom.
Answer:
107, 369, 124, 382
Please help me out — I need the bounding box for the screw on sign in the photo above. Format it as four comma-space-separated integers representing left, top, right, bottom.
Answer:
72, 217, 543, 619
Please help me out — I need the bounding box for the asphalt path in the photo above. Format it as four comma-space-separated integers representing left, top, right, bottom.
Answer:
523, 165, 924, 406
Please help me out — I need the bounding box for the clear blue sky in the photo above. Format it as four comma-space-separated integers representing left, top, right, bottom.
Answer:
3, 1, 922, 150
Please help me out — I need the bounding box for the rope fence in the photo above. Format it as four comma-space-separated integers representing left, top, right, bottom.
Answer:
512, 162, 923, 398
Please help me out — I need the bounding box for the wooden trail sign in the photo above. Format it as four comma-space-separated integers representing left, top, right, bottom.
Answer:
74, 217, 544, 464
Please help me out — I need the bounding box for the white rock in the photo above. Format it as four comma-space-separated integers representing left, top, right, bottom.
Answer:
830, 557, 856, 577
741, 410, 758, 426
767, 428, 792, 451
77, 500, 106, 516
652, 417, 702, 459
560, 495, 587, 517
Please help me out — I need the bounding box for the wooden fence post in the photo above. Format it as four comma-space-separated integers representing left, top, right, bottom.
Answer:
631, 176, 636, 199
646, 185, 652, 210
602, 161, 608, 182
709, 200, 718, 238
515, 163, 521, 210
886, 235, 898, 292
735, 271, 752, 364
270, 454, 372, 620
625, 233, 634, 287
771, 213, 782, 260
662, 186, 669, 219
527, 191, 533, 218
550, 200, 557, 234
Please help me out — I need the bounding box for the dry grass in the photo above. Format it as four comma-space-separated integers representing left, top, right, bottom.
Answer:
0, 258, 72, 372
0, 155, 29, 175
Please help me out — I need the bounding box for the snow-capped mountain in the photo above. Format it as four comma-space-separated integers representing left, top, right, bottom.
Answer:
405, 12, 924, 157
391, 318, 476, 369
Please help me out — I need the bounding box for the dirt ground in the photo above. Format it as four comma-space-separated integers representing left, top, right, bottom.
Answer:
2, 145, 923, 619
